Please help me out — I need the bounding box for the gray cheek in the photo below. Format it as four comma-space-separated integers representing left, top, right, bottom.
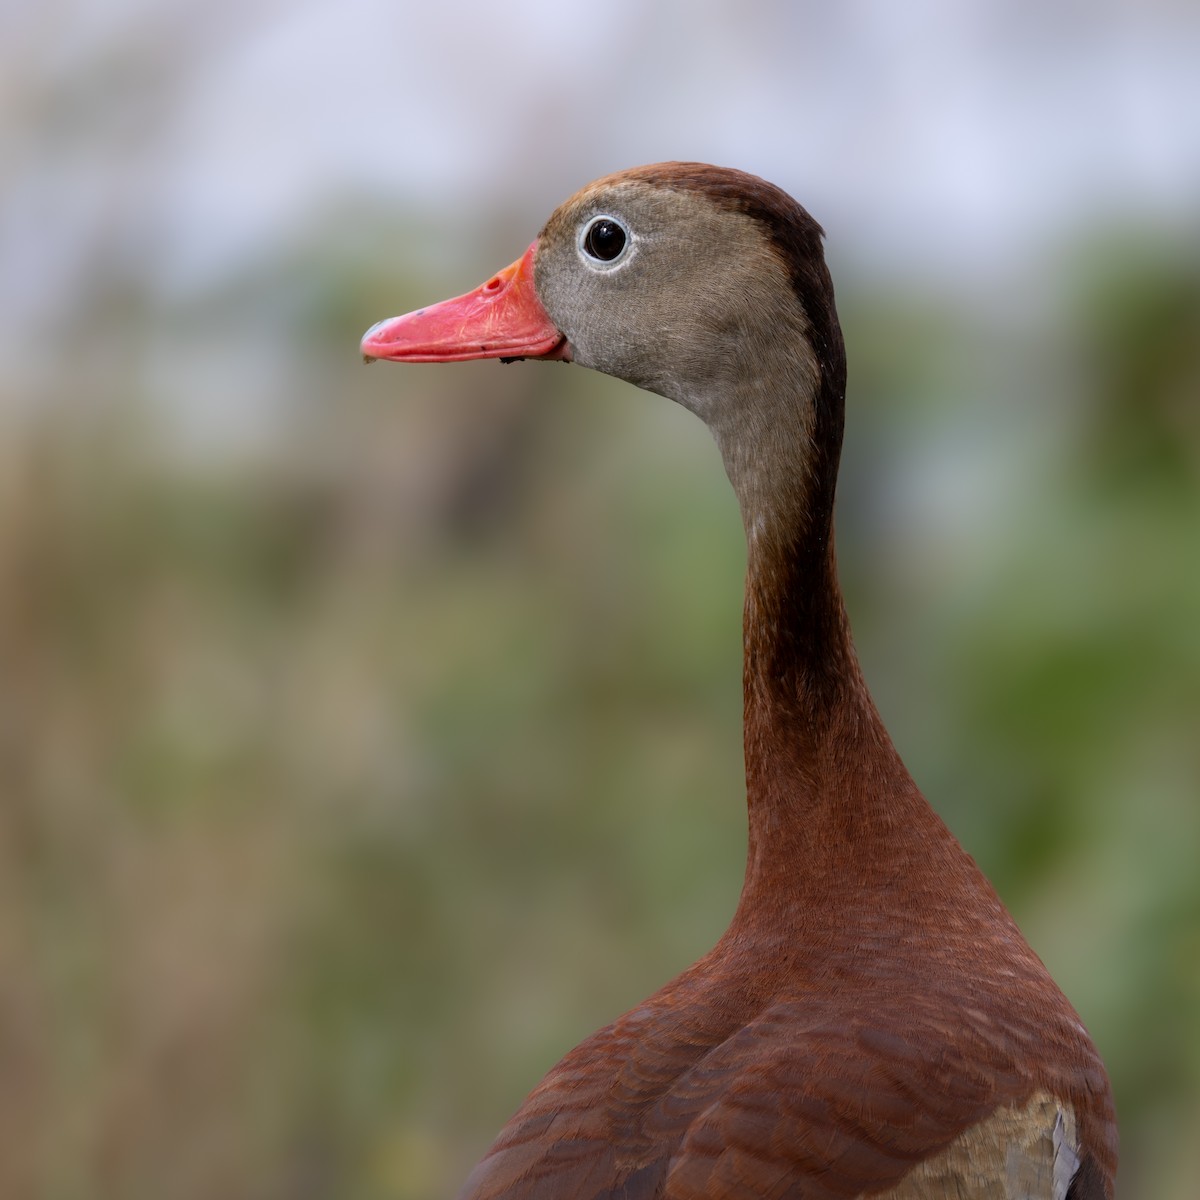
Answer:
541, 283, 637, 379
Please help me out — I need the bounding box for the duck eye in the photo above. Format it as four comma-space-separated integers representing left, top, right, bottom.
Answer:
582, 217, 628, 262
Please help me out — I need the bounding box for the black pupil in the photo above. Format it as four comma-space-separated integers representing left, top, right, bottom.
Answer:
585, 219, 626, 261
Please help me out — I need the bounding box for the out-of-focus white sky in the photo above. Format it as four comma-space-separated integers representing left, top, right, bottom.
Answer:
4, 0, 1199, 382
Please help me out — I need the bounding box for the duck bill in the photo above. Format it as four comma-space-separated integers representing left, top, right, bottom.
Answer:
361, 241, 568, 364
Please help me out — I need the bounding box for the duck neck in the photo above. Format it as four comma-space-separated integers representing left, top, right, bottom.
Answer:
740, 487, 873, 820
741, 495, 859, 740
712, 349, 924, 929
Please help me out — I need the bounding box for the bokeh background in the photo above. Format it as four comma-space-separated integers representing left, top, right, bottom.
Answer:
3, 1, 1199, 1197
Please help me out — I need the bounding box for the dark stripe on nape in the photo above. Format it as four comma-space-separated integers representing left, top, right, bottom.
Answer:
1066, 1155, 1107, 1200
617, 163, 852, 704
624, 164, 844, 460
615, 163, 834, 335
620, 162, 847, 518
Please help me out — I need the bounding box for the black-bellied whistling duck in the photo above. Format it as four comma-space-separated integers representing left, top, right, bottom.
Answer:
361, 163, 1117, 1200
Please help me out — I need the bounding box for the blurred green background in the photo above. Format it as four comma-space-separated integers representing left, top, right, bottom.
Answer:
3, 2, 1198, 1198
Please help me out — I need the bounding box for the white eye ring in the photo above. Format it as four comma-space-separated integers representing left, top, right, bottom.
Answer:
577, 214, 633, 269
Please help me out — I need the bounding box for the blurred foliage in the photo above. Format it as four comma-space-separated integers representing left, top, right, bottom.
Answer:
1, 215, 1198, 1200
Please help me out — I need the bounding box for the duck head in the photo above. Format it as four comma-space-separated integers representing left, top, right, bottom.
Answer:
362, 163, 846, 543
